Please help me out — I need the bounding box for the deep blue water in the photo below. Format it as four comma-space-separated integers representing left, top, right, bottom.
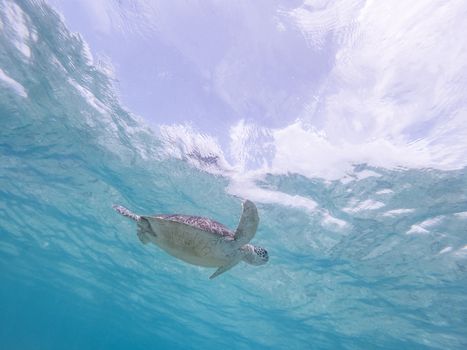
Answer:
1, 1, 467, 349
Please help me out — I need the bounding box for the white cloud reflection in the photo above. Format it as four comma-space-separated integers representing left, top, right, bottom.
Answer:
49, 0, 467, 198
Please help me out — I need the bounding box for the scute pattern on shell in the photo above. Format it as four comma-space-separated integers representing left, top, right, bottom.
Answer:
156, 214, 234, 238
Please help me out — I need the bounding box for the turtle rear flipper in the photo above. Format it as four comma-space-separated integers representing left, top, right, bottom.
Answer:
113, 205, 141, 221
137, 218, 153, 244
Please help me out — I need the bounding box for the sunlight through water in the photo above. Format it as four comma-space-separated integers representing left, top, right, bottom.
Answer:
1, 1, 467, 349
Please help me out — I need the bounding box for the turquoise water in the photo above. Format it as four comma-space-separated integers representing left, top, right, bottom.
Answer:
1, 1, 467, 349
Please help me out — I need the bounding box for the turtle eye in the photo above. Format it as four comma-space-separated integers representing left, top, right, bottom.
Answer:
254, 247, 268, 260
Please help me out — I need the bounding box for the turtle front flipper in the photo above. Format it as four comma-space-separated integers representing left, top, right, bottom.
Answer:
209, 258, 241, 279
233, 200, 259, 248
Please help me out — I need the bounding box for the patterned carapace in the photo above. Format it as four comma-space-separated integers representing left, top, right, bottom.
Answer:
155, 215, 234, 238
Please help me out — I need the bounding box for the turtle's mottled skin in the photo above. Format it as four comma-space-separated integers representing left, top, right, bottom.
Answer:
113, 200, 268, 279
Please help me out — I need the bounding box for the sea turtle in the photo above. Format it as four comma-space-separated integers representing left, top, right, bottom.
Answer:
112, 200, 268, 279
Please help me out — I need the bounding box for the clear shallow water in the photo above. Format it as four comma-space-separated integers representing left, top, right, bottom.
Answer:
1, 1, 467, 349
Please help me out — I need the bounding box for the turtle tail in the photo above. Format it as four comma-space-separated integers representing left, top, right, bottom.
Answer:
112, 205, 141, 222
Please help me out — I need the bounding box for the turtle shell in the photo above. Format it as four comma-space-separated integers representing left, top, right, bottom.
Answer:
155, 214, 235, 238
139, 214, 235, 267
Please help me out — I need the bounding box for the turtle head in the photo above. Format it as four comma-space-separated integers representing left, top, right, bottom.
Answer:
241, 244, 269, 265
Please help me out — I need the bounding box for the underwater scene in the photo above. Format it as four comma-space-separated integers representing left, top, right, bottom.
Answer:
1, 0, 466, 349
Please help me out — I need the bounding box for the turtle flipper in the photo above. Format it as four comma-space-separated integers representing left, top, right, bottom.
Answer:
137, 219, 152, 244
114, 205, 153, 244
113, 205, 141, 222
209, 258, 241, 280
233, 200, 259, 247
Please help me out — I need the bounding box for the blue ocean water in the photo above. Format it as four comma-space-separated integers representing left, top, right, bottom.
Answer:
1, 1, 467, 349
